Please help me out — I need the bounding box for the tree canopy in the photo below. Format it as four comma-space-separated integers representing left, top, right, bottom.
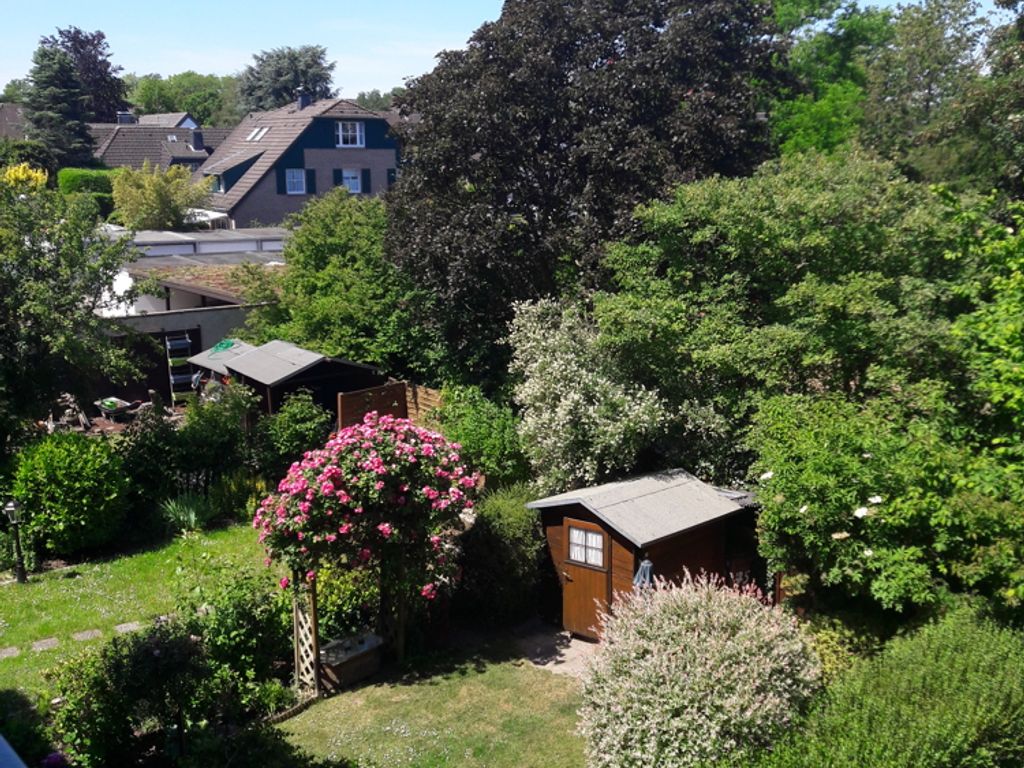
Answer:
238, 45, 336, 112
40, 26, 127, 122
22, 46, 94, 168
387, 0, 788, 384
0, 170, 138, 455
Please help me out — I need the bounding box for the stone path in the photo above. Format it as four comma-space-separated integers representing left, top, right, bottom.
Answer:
512, 617, 598, 679
0, 620, 149, 662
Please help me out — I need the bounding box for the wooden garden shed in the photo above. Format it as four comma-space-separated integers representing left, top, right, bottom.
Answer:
189, 339, 386, 415
528, 469, 761, 640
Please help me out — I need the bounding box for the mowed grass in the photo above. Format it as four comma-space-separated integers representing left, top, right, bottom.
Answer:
281, 647, 586, 768
0, 523, 267, 698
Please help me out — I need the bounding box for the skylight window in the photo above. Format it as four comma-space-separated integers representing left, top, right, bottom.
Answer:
166, 134, 178, 142
245, 127, 270, 142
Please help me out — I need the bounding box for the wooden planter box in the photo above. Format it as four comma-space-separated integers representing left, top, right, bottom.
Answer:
319, 632, 383, 692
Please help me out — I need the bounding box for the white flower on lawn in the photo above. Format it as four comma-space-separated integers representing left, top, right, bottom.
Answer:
854, 507, 869, 518
868, 495, 883, 505
759, 471, 774, 481
864, 548, 874, 557
831, 531, 851, 540
862, 452, 873, 459
798, 505, 808, 514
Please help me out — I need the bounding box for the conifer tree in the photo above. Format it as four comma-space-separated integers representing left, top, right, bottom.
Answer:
23, 46, 94, 168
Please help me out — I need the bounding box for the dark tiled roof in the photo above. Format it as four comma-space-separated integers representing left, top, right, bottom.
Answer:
91, 125, 214, 170
138, 112, 192, 127
197, 98, 386, 213
0, 103, 26, 140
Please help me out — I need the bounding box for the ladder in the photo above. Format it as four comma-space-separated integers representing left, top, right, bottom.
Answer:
165, 334, 194, 404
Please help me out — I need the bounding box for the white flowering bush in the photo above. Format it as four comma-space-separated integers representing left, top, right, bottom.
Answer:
580, 576, 821, 768
509, 299, 669, 493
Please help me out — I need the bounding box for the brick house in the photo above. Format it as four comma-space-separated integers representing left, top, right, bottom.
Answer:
195, 96, 399, 227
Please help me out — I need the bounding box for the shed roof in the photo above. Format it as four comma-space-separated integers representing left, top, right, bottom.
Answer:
527, 469, 746, 548
223, 340, 326, 387
188, 339, 256, 376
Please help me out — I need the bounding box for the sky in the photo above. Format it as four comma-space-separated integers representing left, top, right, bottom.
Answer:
0, 0, 1006, 97
1, 0, 505, 97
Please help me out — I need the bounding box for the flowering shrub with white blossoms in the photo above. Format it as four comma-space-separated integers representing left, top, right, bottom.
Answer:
580, 575, 820, 768
254, 412, 479, 652
509, 299, 669, 493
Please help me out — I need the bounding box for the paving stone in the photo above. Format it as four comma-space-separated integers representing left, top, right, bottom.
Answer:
32, 637, 58, 652
72, 629, 102, 642
114, 621, 142, 634
0, 646, 20, 660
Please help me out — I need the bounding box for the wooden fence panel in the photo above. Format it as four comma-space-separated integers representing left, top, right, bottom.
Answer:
337, 381, 444, 431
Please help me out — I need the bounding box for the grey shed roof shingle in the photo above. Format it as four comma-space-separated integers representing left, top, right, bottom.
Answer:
222, 340, 325, 387
527, 469, 745, 548
187, 339, 257, 376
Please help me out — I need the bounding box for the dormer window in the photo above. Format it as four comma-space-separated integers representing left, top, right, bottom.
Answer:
336, 121, 365, 148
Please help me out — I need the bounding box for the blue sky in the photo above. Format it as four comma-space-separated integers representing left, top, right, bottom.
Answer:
1, 0, 1006, 97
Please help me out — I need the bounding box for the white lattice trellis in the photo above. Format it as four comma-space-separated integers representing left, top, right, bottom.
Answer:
293, 577, 322, 695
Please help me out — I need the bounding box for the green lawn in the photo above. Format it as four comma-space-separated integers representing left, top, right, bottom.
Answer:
281, 647, 586, 768
0, 523, 267, 698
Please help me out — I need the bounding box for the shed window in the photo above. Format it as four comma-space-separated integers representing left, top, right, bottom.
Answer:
568, 526, 604, 568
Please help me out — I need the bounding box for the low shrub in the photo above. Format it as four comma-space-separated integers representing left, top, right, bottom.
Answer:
580, 576, 820, 768
251, 389, 333, 481
454, 483, 547, 627
116, 403, 179, 515
48, 621, 216, 768
160, 492, 217, 534
317, 562, 380, 640
56, 167, 118, 195
181, 569, 292, 686
0, 138, 57, 177
175, 385, 255, 494
13, 433, 128, 558
761, 607, 1024, 768
433, 384, 530, 489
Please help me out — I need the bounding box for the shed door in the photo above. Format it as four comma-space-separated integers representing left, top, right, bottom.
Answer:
562, 518, 610, 639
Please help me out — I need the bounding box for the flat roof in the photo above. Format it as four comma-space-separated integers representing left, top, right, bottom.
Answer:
527, 469, 746, 548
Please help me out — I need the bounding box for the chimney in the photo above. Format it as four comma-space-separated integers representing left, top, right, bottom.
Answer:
191, 129, 204, 152
116, 111, 136, 124
296, 88, 311, 110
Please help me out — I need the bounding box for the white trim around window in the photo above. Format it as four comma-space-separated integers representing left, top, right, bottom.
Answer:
285, 168, 306, 195
336, 120, 365, 148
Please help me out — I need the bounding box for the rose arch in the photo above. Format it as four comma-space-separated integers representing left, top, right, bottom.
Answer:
255, 412, 479, 688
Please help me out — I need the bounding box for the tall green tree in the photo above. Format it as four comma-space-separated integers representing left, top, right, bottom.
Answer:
23, 46, 94, 168
772, 3, 894, 154
129, 71, 242, 127
238, 45, 336, 112
40, 26, 127, 122
1, 78, 29, 103
240, 187, 445, 382
388, 0, 787, 384
354, 87, 405, 111
861, 0, 988, 175
0, 171, 138, 455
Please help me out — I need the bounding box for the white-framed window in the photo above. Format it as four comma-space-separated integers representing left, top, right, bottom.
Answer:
211, 174, 224, 193
285, 168, 306, 195
568, 526, 604, 568
336, 120, 365, 147
342, 169, 361, 194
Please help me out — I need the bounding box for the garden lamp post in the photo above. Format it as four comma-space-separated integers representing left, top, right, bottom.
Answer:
3, 498, 26, 584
